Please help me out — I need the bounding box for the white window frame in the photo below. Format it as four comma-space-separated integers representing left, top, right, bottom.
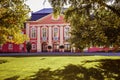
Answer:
42, 27, 47, 41
53, 27, 59, 40
8, 44, 13, 50
19, 44, 24, 50
30, 27, 37, 38
42, 28, 47, 38
64, 26, 70, 40
32, 44, 36, 50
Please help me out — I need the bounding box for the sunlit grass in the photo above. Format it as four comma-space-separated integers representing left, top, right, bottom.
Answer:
0, 56, 120, 80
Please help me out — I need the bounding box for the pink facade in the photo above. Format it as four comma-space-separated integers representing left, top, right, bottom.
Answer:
0, 42, 26, 53
0, 8, 114, 53
0, 29, 26, 53
26, 13, 71, 52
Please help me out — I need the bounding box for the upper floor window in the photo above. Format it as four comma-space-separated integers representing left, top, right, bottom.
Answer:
42, 28, 47, 41
30, 27, 36, 38
53, 27, 59, 40
8, 44, 13, 50
64, 27, 70, 40
42, 28, 47, 38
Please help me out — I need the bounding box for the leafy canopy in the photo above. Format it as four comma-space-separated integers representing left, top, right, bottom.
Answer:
0, 0, 30, 44
49, 0, 120, 49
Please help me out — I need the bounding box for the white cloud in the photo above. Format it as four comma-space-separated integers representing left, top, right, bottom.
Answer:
25, 0, 52, 12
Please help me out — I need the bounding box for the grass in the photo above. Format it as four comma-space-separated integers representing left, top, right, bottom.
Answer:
0, 56, 120, 80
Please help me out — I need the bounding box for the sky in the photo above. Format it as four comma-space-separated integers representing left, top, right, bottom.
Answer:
25, 0, 52, 12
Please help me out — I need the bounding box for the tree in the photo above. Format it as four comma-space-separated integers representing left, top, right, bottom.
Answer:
0, 0, 30, 44
49, 0, 120, 50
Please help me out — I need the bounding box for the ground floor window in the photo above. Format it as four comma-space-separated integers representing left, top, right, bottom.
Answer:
64, 44, 71, 52
20, 44, 24, 51
32, 44, 36, 50
8, 44, 13, 50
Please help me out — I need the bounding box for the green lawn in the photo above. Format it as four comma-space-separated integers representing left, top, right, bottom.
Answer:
0, 56, 120, 80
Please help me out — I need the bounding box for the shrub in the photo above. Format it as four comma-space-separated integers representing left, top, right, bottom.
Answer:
59, 45, 64, 49
48, 45, 52, 49
26, 42, 32, 52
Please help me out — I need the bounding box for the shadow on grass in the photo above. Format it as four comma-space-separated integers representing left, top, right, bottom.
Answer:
0, 60, 8, 64
5, 76, 19, 80
23, 59, 120, 80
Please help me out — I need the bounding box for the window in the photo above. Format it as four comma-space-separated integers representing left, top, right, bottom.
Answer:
42, 28, 47, 37
32, 44, 36, 50
64, 44, 71, 52
42, 28, 47, 41
53, 27, 59, 40
64, 27, 70, 40
30, 27, 36, 38
8, 44, 13, 50
19, 44, 24, 50
0, 45, 2, 50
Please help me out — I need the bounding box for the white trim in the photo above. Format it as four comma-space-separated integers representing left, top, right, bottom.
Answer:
37, 27, 41, 52
32, 44, 36, 50
8, 44, 13, 50
30, 26, 37, 38
48, 26, 52, 45
19, 44, 24, 50
64, 26, 70, 40
41, 27, 48, 41
29, 24, 70, 27
53, 26, 59, 40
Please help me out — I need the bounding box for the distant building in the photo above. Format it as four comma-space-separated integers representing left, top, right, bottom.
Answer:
0, 30, 26, 53
0, 8, 111, 53
26, 8, 71, 52
0, 8, 71, 53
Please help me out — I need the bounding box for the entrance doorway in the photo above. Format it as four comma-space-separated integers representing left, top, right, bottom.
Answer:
42, 42, 47, 52
53, 43, 59, 52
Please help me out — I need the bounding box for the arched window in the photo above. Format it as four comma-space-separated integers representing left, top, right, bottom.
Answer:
53, 27, 59, 40
42, 28, 47, 41
30, 27, 36, 38
64, 26, 70, 40
42, 28, 47, 38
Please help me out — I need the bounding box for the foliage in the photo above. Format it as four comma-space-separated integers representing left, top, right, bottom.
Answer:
49, 0, 120, 49
48, 45, 52, 49
0, 0, 30, 44
0, 60, 7, 64
59, 45, 64, 49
